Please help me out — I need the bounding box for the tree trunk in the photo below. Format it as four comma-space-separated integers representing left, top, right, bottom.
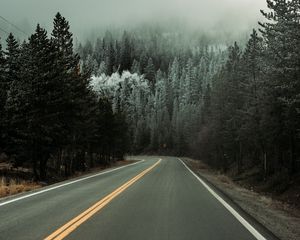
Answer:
263, 151, 267, 181
290, 134, 297, 175
33, 154, 39, 181
39, 156, 48, 181
89, 150, 94, 168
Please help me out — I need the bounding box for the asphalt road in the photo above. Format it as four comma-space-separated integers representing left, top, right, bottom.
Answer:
0, 156, 275, 240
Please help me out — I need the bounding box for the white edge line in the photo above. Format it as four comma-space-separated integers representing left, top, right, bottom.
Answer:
178, 158, 266, 240
0, 159, 145, 207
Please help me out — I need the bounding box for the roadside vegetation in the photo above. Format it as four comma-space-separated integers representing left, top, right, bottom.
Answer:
0, 176, 40, 198
0, 0, 299, 200
81, 0, 300, 192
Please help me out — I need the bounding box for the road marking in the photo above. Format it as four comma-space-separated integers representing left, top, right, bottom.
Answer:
0, 160, 144, 207
44, 159, 161, 240
179, 158, 266, 240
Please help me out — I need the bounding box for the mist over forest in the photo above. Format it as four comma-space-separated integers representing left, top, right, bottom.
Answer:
1, 0, 266, 42
0, 0, 300, 212
1, 2, 300, 240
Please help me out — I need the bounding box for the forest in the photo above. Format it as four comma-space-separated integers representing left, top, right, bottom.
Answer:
0, 0, 300, 184
0, 13, 128, 180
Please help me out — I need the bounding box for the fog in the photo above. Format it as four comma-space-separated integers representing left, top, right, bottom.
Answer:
0, 0, 266, 41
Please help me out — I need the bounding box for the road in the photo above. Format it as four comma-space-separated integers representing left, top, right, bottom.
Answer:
0, 156, 275, 240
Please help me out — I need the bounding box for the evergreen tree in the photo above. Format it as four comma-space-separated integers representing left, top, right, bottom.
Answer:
239, 30, 265, 171
51, 12, 95, 175
4, 33, 21, 156
0, 40, 7, 150
120, 31, 132, 72
131, 59, 141, 75
144, 58, 156, 91
51, 13, 79, 137
260, 0, 300, 174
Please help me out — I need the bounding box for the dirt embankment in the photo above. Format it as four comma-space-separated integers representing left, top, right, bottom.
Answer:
183, 157, 300, 240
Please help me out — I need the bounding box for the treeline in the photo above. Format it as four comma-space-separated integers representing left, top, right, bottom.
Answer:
89, 0, 300, 181
1, 0, 298, 183
199, 0, 300, 178
82, 25, 226, 156
0, 13, 128, 180
77, 26, 212, 79
91, 50, 224, 154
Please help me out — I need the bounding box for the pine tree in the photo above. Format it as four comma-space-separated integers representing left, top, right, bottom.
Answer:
3, 33, 21, 156
0, 40, 6, 111
114, 40, 121, 71
201, 84, 211, 125
84, 54, 98, 75
93, 38, 102, 64
144, 58, 156, 91
102, 32, 116, 75
260, 0, 300, 174
120, 31, 132, 72
81, 40, 93, 61
5, 33, 20, 89
131, 59, 141, 74
27, 25, 61, 179
51, 12, 94, 175
239, 30, 265, 171
0, 40, 7, 150
6, 25, 69, 179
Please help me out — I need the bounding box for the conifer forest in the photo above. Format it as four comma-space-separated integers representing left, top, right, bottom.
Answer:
0, 0, 300, 184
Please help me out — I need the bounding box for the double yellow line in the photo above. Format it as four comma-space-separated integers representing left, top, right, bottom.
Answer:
44, 159, 161, 240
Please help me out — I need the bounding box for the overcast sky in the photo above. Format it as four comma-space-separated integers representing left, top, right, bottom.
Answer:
0, 0, 267, 41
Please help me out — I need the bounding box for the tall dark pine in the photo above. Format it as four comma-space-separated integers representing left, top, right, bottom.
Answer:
51, 12, 80, 145
145, 58, 155, 81
5, 25, 64, 179
240, 30, 265, 172
144, 57, 156, 91
0, 41, 6, 150
52, 13, 78, 68
5, 33, 20, 82
28, 24, 70, 180
120, 31, 132, 72
260, 0, 300, 174
3, 33, 21, 156
93, 97, 115, 164
0, 40, 6, 110
115, 40, 121, 71
225, 42, 244, 172
51, 12, 94, 175
209, 42, 242, 171
107, 40, 116, 75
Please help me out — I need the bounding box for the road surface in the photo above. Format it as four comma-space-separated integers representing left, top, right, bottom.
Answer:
0, 156, 275, 240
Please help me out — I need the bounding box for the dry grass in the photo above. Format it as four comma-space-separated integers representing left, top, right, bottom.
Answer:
217, 174, 232, 184
185, 158, 208, 170
0, 177, 41, 198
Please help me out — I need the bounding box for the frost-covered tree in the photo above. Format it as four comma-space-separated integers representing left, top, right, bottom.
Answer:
131, 59, 141, 75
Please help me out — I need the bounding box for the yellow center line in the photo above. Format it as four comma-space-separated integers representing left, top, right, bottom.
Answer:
44, 159, 162, 240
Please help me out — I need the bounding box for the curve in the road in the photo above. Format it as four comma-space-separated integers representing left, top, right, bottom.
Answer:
45, 159, 162, 240
0, 160, 144, 207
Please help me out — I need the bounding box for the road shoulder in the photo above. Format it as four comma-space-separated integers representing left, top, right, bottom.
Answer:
0, 159, 141, 205
182, 157, 300, 240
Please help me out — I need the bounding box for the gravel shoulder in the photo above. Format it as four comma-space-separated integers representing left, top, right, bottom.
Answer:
183, 157, 300, 240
